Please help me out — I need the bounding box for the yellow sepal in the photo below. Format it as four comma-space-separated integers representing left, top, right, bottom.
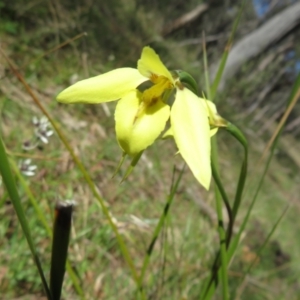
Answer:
115, 90, 170, 156
57, 68, 146, 104
138, 47, 174, 84
171, 89, 211, 189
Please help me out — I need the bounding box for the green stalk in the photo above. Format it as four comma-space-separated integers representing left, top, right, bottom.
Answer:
201, 34, 230, 299
200, 160, 233, 300
139, 166, 184, 290
211, 160, 232, 244
202, 32, 212, 101
201, 125, 248, 299
226, 123, 248, 221
210, 138, 229, 300
0, 135, 51, 299
121, 151, 144, 182
210, 0, 246, 101
247, 205, 288, 274
214, 189, 228, 300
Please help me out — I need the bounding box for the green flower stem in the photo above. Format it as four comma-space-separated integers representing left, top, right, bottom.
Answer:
201, 41, 230, 298
202, 168, 232, 300
202, 124, 248, 299
0, 135, 52, 300
139, 166, 184, 288
201, 6, 247, 296
214, 189, 228, 300
211, 159, 233, 246
210, 137, 229, 300
11, 160, 84, 299
225, 123, 248, 221
1, 50, 143, 298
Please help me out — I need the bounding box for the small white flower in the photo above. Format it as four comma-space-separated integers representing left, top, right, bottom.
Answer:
32, 116, 54, 144
19, 159, 37, 177
32, 116, 39, 126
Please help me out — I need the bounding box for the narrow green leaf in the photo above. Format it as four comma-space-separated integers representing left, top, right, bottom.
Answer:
232, 205, 289, 299
138, 166, 184, 291
202, 32, 212, 101
0, 135, 51, 299
247, 205, 288, 273
226, 123, 248, 220
210, 0, 246, 100
211, 160, 233, 246
201, 137, 229, 300
112, 152, 127, 178
121, 151, 144, 182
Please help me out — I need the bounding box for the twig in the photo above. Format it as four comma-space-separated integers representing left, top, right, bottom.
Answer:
161, 4, 208, 36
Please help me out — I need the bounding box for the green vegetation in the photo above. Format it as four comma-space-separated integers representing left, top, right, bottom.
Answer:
1, 0, 300, 299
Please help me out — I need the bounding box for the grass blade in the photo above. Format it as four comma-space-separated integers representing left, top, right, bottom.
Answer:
0, 135, 51, 299
139, 166, 184, 290
210, 0, 246, 100
235, 204, 289, 300
213, 169, 229, 300
121, 151, 144, 182
202, 31, 212, 101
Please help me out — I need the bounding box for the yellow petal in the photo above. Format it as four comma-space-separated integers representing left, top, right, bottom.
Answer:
163, 124, 217, 138
138, 46, 174, 84
57, 68, 146, 104
202, 99, 217, 116
202, 99, 218, 136
210, 128, 218, 137
171, 89, 211, 189
201, 98, 227, 129
162, 127, 173, 139
115, 90, 170, 156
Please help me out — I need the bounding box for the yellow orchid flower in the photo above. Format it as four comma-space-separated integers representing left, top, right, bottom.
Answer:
57, 46, 216, 189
